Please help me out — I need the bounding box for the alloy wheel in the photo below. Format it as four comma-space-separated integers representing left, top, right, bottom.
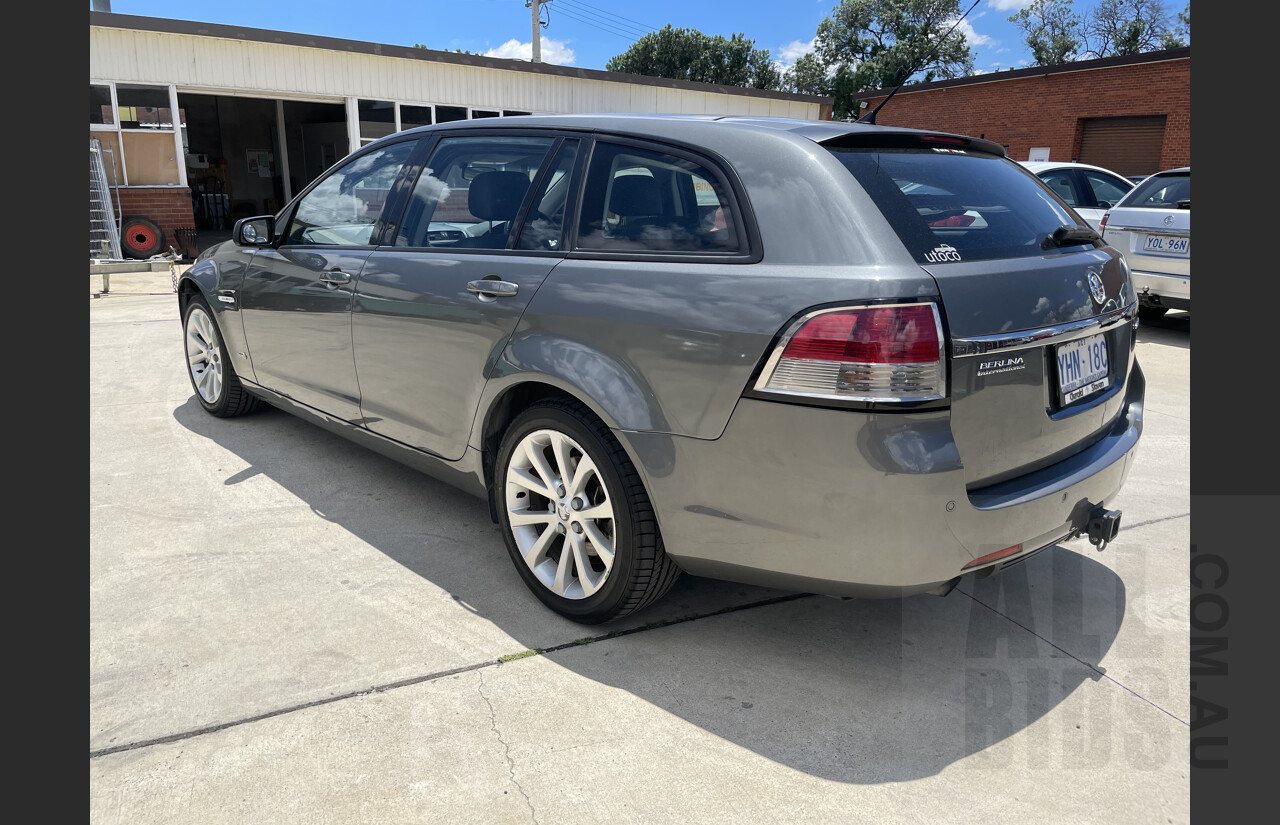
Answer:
504, 428, 616, 599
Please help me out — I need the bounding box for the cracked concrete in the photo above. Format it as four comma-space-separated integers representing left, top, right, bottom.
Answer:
90, 271, 1190, 823
478, 671, 539, 824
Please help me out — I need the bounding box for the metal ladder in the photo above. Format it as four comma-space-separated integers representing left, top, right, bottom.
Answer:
90, 137, 122, 262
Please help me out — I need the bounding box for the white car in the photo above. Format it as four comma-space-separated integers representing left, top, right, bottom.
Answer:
1020, 161, 1136, 232
1099, 167, 1190, 320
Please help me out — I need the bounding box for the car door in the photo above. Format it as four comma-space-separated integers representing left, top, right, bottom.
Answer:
351, 133, 579, 460
1035, 168, 1102, 230
1076, 168, 1135, 231
238, 138, 420, 421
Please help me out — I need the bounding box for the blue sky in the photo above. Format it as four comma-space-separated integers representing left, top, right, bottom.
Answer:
96, 1, 1137, 79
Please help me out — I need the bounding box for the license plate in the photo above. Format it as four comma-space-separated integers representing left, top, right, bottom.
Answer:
1142, 234, 1189, 257
1056, 333, 1110, 404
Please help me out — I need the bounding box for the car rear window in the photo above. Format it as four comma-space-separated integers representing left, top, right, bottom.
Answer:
1121, 171, 1190, 209
827, 146, 1084, 264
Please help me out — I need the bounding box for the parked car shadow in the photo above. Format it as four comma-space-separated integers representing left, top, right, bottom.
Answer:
1136, 310, 1189, 349
172, 398, 1126, 784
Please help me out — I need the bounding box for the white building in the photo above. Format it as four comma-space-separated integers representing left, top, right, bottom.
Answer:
89, 10, 831, 256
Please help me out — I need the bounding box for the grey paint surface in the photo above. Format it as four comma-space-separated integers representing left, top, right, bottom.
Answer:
238, 247, 374, 422
352, 251, 559, 460
180, 114, 1145, 597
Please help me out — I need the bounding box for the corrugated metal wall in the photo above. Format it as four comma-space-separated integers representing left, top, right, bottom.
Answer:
90, 27, 822, 120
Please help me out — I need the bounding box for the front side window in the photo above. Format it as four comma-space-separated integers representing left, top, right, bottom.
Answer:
576, 143, 741, 254
1080, 170, 1132, 209
830, 147, 1084, 264
285, 140, 417, 246
394, 135, 556, 249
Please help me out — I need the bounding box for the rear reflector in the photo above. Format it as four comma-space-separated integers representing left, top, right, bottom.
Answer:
755, 303, 946, 403
962, 544, 1023, 570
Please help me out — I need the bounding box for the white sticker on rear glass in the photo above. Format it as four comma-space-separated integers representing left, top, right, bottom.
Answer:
925, 244, 962, 263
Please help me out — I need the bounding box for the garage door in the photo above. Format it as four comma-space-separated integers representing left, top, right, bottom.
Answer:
1078, 116, 1167, 177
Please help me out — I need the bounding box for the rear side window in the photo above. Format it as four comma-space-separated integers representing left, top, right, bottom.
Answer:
828, 147, 1082, 264
395, 135, 556, 250
576, 142, 742, 254
1122, 171, 1190, 209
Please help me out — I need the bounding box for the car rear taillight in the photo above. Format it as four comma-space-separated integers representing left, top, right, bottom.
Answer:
1098, 212, 1110, 234
754, 303, 947, 403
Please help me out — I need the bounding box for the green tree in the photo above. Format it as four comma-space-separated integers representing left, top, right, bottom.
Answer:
1008, 0, 1082, 66
782, 52, 833, 96
605, 25, 781, 90
810, 0, 974, 115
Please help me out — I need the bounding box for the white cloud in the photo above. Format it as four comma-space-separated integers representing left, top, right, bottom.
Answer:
955, 20, 994, 47
777, 37, 818, 68
987, 0, 1035, 10
484, 38, 576, 65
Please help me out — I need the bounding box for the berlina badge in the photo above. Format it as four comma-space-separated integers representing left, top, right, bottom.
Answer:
1087, 270, 1107, 305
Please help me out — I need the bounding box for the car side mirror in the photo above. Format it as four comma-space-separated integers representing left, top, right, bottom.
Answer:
234, 216, 275, 247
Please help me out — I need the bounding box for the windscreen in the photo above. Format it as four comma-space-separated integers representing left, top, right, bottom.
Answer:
828, 146, 1084, 265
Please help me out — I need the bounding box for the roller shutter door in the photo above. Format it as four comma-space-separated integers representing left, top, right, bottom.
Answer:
1078, 116, 1166, 176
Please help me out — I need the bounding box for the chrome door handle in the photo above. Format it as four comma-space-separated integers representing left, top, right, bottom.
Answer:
466, 279, 519, 298
319, 269, 352, 285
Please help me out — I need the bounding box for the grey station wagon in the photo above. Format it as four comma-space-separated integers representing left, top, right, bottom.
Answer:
178, 114, 1143, 623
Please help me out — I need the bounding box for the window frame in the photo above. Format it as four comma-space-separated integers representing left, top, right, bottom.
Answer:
89, 80, 187, 188
565, 136, 761, 265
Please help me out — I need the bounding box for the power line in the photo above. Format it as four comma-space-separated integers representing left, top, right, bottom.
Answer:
544, 0, 654, 41
553, 0, 655, 36
548, 6, 648, 42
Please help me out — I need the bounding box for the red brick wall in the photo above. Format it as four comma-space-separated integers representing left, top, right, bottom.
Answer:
110, 187, 195, 251
858, 56, 1190, 173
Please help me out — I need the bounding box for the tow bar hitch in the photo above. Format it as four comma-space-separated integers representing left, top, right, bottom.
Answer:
1068, 501, 1123, 551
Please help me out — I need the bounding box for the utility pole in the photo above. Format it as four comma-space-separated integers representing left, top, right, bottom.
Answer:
528, 0, 541, 63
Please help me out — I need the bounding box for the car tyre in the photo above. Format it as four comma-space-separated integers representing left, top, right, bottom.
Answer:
121, 216, 166, 259
1137, 305, 1169, 321
495, 399, 681, 624
183, 294, 261, 418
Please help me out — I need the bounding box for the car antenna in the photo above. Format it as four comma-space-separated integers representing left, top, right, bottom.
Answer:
857, 0, 981, 125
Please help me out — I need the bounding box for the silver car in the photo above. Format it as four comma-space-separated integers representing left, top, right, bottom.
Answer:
178, 114, 1144, 623
1100, 167, 1191, 320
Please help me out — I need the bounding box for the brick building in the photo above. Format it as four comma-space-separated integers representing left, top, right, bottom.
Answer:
855, 47, 1190, 177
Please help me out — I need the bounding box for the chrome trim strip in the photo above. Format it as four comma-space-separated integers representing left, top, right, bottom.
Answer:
1106, 225, 1190, 236
754, 301, 947, 401
952, 302, 1136, 358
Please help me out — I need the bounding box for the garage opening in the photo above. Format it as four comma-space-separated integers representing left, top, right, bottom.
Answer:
178, 94, 347, 245
1077, 115, 1167, 178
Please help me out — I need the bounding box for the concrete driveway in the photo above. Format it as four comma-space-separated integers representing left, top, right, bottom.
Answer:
90, 269, 1190, 823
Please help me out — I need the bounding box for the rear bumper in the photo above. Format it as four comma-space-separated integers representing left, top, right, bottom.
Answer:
621, 362, 1144, 597
1133, 269, 1190, 309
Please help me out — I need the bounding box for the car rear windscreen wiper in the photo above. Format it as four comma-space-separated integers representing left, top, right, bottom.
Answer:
1041, 224, 1101, 249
